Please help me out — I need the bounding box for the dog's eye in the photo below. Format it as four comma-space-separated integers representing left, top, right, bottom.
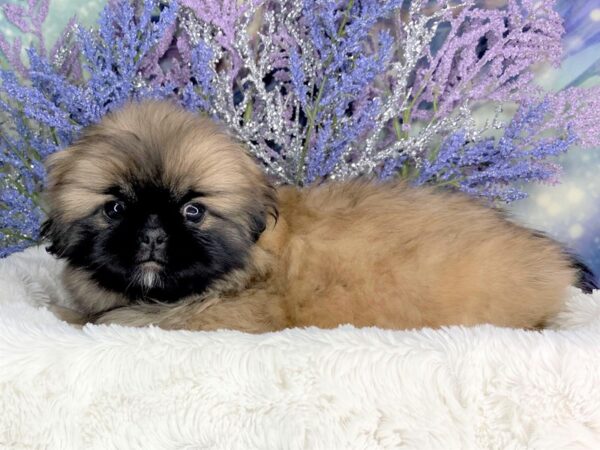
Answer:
182, 203, 205, 223
104, 200, 126, 220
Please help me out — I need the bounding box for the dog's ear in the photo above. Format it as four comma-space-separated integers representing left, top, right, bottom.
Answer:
249, 211, 267, 243
248, 183, 278, 243
40, 217, 68, 256
40, 218, 58, 255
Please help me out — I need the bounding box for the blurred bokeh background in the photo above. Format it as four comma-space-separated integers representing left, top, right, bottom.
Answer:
1, 0, 599, 274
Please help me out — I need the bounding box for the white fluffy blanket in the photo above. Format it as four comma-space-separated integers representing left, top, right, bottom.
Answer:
1, 247, 600, 449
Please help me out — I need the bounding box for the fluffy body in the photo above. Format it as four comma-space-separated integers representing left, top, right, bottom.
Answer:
43, 102, 580, 332
95, 182, 577, 331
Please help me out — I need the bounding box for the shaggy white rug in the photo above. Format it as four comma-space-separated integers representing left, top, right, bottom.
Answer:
1, 247, 600, 449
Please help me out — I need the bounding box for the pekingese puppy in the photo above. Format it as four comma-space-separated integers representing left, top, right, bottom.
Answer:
42, 101, 597, 332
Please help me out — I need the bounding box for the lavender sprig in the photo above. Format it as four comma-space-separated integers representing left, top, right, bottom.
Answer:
416, 101, 578, 202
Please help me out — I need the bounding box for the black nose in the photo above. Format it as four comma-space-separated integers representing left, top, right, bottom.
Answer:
139, 215, 167, 250
140, 228, 167, 246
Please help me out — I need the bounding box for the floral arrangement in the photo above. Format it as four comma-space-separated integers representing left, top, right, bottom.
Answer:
1, 0, 599, 257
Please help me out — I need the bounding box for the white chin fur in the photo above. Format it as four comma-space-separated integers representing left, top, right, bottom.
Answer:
135, 264, 163, 290
142, 270, 157, 289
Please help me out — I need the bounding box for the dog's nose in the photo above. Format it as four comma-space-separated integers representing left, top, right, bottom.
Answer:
139, 215, 167, 250
140, 227, 167, 247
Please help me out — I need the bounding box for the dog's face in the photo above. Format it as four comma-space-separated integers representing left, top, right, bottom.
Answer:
43, 101, 275, 304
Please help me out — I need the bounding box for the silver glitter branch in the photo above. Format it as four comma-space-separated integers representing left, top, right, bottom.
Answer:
181, 0, 509, 185
338, 1, 474, 179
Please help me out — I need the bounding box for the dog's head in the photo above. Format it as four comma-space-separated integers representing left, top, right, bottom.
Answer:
43, 101, 275, 303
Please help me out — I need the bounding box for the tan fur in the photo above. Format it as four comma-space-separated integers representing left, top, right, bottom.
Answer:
44, 101, 577, 332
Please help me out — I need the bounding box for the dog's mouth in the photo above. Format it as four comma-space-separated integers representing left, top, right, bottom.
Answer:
139, 260, 164, 270
137, 257, 166, 269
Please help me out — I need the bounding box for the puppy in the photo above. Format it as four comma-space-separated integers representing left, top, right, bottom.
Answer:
42, 101, 596, 332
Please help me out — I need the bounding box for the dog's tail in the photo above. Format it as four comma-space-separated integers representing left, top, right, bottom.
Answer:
531, 230, 598, 294
568, 253, 598, 294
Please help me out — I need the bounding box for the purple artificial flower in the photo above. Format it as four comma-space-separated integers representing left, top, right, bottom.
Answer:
410, 0, 564, 121
179, 42, 217, 111
49, 17, 83, 81
292, 0, 401, 183
180, 0, 264, 81
0, 0, 50, 76
0, 33, 27, 76
415, 100, 578, 202
541, 87, 600, 149
289, 49, 308, 108
2, 0, 49, 55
